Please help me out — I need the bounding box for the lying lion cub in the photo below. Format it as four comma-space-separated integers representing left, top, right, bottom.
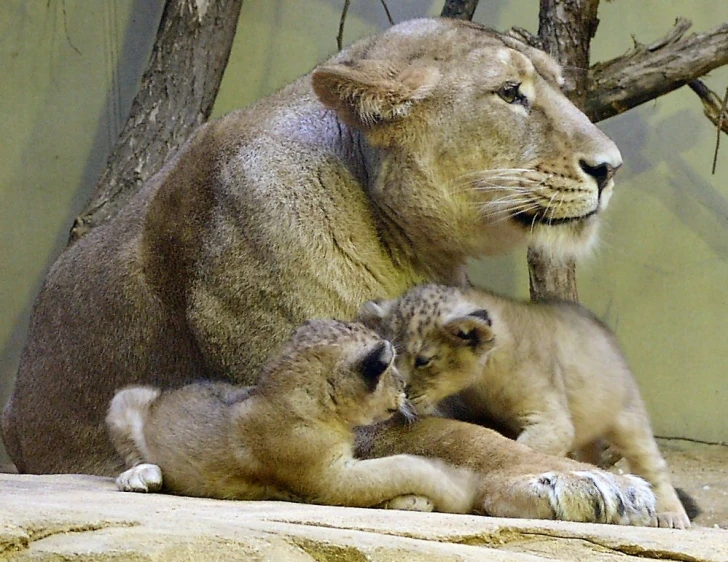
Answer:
358, 284, 689, 528
106, 319, 475, 513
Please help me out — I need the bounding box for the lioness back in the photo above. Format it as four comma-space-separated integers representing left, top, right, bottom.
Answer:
3, 17, 622, 475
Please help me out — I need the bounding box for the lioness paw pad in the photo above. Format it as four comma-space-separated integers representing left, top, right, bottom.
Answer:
115, 463, 163, 493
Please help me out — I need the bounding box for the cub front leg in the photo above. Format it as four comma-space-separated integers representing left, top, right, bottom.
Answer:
606, 401, 690, 529
379, 495, 434, 512
308, 455, 476, 514
515, 399, 575, 457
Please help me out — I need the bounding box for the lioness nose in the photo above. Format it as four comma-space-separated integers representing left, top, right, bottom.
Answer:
579, 158, 620, 193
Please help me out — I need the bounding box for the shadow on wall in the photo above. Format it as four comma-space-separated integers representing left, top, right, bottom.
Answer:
653, 111, 728, 262
0, 0, 165, 464
605, 105, 728, 263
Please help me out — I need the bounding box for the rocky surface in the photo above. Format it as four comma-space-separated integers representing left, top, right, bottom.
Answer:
0, 474, 725, 561
2, 438, 727, 561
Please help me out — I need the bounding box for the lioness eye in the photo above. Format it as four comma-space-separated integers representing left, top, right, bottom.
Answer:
497, 81, 525, 105
414, 355, 432, 369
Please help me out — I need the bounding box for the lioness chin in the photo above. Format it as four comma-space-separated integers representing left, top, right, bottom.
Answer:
3, 18, 632, 523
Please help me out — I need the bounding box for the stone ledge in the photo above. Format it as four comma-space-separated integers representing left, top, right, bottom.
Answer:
2, 473, 727, 561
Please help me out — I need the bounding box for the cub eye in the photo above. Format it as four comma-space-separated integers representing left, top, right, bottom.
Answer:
414, 355, 432, 369
497, 81, 526, 105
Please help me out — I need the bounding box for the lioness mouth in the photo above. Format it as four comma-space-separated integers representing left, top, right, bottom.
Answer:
512, 208, 597, 227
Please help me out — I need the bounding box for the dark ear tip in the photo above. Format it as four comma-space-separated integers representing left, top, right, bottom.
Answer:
359, 341, 393, 389
469, 309, 492, 326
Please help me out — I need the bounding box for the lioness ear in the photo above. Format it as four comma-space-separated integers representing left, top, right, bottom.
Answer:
443, 314, 495, 350
356, 298, 397, 333
312, 61, 440, 128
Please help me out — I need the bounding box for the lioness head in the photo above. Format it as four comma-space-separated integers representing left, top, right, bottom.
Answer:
312, 18, 621, 266
260, 319, 408, 426
357, 285, 496, 416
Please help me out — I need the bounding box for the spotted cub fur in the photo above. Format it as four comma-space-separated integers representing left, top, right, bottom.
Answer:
106, 319, 475, 513
358, 284, 689, 529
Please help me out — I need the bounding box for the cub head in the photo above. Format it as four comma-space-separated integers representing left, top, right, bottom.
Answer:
262, 319, 408, 427
312, 18, 621, 266
357, 285, 496, 416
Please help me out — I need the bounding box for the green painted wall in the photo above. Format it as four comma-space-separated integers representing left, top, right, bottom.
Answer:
1, 0, 726, 465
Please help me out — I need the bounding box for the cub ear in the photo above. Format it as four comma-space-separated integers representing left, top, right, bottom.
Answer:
358, 341, 394, 391
443, 312, 495, 350
356, 298, 397, 333
312, 61, 440, 128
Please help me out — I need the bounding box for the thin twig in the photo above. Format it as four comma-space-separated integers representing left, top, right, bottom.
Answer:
688, 80, 728, 174
379, 0, 393, 25
60, 0, 82, 55
714, 87, 728, 174
336, 0, 350, 51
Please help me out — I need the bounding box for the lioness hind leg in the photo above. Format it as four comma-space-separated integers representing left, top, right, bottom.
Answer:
606, 405, 690, 529
379, 494, 434, 512
116, 463, 163, 493
479, 469, 656, 526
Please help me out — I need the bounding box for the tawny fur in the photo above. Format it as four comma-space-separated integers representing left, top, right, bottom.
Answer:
106, 319, 476, 513
4, 17, 624, 512
358, 284, 689, 529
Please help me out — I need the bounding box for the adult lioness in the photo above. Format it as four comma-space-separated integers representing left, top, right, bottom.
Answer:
3, 16, 622, 493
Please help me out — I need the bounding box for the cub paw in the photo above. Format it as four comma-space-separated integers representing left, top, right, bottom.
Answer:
657, 510, 690, 530
115, 463, 163, 493
533, 470, 656, 526
380, 494, 434, 512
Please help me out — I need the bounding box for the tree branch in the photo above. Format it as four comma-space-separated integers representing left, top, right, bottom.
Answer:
379, 0, 394, 25
441, 0, 479, 20
538, 0, 600, 106
586, 18, 728, 122
68, 0, 244, 244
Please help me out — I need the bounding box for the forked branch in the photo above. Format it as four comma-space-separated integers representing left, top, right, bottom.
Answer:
586, 18, 728, 122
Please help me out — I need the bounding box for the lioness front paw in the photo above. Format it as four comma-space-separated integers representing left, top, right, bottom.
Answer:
115, 463, 163, 493
533, 470, 656, 526
380, 494, 434, 512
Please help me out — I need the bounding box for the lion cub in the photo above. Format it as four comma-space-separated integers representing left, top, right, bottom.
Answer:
106, 319, 475, 513
358, 284, 689, 528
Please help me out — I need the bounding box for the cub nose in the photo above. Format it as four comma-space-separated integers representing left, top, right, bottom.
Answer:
579, 158, 620, 194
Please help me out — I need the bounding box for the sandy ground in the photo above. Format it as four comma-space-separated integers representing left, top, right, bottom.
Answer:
2, 437, 726, 528
650, 438, 728, 529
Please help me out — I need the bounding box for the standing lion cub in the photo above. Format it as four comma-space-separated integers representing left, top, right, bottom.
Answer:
358, 284, 689, 528
106, 319, 475, 513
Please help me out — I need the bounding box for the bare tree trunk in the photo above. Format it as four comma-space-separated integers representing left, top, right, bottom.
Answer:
441, 0, 479, 20
527, 0, 600, 302
68, 0, 244, 244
